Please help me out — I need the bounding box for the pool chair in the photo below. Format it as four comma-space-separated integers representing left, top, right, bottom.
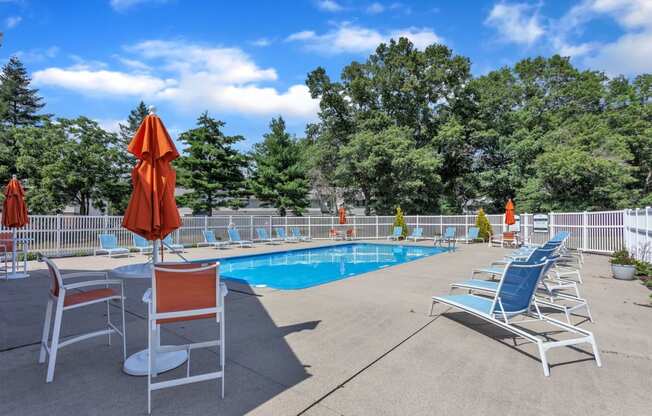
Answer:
434, 227, 456, 249
132, 234, 153, 254
228, 228, 253, 247
256, 228, 282, 245
430, 260, 601, 376
291, 227, 312, 242
458, 227, 480, 244
162, 235, 185, 253
147, 262, 225, 414
95, 234, 130, 258
275, 227, 299, 243
406, 227, 424, 241
199, 230, 228, 249
39, 256, 126, 383
387, 226, 403, 240
456, 248, 592, 324
490, 231, 519, 248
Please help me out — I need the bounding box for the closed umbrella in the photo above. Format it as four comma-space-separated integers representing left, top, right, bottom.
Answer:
122, 111, 181, 262
505, 199, 516, 226
338, 207, 346, 225
2, 175, 30, 278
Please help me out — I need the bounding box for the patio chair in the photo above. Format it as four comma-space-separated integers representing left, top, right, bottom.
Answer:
387, 226, 402, 240
434, 227, 456, 249
490, 231, 519, 248
275, 227, 299, 242
132, 234, 153, 254
199, 230, 228, 249
430, 260, 601, 376
458, 227, 480, 244
95, 234, 130, 258
148, 262, 224, 414
256, 228, 282, 245
406, 227, 424, 242
38, 256, 126, 383
454, 248, 592, 324
162, 235, 185, 253
228, 228, 253, 247
346, 228, 356, 240
291, 227, 312, 242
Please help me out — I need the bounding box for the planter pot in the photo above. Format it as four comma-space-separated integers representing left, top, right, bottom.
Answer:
611, 264, 636, 280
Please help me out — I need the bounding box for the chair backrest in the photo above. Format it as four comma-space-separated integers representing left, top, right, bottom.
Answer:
468, 227, 479, 239
444, 227, 455, 238
133, 234, 149, 248
203, 230, 216, 243
228, 228, 241, 241
492, 260, 549, 316
523, 247, 557, 264
256, 228, 269, 240
412, 227, 423, 237
152, 262, 220, 324
41, 256, 64, 298
503, 231, 516, 240
0, 232, 13, 251
291, 227, 302, 237
275, 227, 287, 238
393, 226, 402, 236
99, 234, 118, 249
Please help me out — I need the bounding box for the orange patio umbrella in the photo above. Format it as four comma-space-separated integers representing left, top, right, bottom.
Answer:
505, 199, 516, 226
338, 206, 346, 225
2, 175, 29, 278
122, 112, 181, 261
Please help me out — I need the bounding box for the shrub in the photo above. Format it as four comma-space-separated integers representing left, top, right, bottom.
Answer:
476, 208, 492, 242
393, 207, 409, 239
611, 249, 636, 266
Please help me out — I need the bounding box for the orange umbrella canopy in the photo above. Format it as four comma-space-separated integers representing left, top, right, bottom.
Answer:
2, 176, 29, 228
338, 207, 346, 225
122, 114, 181, 241
505, 199, 516, 225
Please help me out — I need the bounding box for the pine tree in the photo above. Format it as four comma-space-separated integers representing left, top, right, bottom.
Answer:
175, 112, 249, 215
118, 101, 149, 145
0, 56, 45, 127
250, 117, 310, 216
476, 208, 492, 242
393, 206, 409, 238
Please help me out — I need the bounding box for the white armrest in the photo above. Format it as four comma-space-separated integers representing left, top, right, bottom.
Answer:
61, 271, 108, 279
64, 279, 122, 290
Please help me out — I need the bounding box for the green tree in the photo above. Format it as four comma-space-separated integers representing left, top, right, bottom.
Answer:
250, 117, 310, 216
476, 208, 492, 242
0, 56, 45, 127
175, 112, 249, 215
393, 207, 408, 239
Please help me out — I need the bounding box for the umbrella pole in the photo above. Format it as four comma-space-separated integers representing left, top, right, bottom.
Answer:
152, 239, 160, 264
12, 227, 16, 275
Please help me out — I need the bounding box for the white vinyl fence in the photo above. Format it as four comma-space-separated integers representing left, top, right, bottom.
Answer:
2, 208, 650, 260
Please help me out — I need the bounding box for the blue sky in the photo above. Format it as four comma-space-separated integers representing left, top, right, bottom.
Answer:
1, 0, 651, 150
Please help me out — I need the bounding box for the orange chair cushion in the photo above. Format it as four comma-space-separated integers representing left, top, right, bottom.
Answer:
158, 313, 216, 324
64, 288, 117, 306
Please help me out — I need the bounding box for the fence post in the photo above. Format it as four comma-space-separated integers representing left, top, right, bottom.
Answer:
524, 213, 529, 245
353, 215, 357, 239
56, 214, 62, 257
269, 215, 273, 236
204, 216, 208, 233
375, 216, 379, 239
635, 208, 640, 258
250, 215, 254, 240
416, 214, 419, 231
440, 215, 443, 236
308, 216, 312, 239
549, 212, 555, 240
646, 207, 651, 262
464, 214, 469, 239
582, 211, 589, 252
285, 215, 288, 234
103, 214, 108, 233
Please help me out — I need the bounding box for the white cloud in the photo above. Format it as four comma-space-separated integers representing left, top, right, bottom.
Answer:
109, 0, 166, 11
366, 2, 385, 14
583, 30, 652, 75
5, 16, 22, 29
286, 23, 442, 54
251, 38, 272, 47
316, 0, 343, 12
95, 118, 125, 133
14, 46, 59, 63
485, 2, 545, 46
32, 40, 319, 119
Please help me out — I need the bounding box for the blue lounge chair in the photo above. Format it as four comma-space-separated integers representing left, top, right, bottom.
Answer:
95, 234, 130, 258
291, 227, 311, 242
430, 260, 601, 376
132, 234, 153, 254
387, 226, 402, 241
458, 227, 479, 244
228, 228, 253, 247
406, 227, 424, 242
256, 228, 282, 245
434, 227, 456, 249
162, 235, 185, 253
275, 227, 299, 242
199, 230, 227, 249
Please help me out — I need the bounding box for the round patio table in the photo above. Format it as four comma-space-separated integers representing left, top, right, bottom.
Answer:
111, 262, 227, 376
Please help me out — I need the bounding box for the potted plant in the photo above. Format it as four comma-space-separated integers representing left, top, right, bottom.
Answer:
611, 249, 637, 280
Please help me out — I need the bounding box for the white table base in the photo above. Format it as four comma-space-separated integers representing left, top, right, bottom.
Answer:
6, 271, 29, 279
123, 349, 188, 376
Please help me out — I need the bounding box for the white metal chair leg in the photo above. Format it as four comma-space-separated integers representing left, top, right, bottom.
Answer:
537, 341, 550, 377
220, 309, 225, 399
46, 300, 64, 383
107, 300, 112, 346
121, 291, 127, 360
39, 299, 53, 364
147, 320, 152, 415
591, 335, 602, 368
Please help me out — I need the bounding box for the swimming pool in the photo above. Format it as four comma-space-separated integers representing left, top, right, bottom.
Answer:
210, 243, 446, 290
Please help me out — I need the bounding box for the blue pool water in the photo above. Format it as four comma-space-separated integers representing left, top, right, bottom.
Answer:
209, 243, 446, 290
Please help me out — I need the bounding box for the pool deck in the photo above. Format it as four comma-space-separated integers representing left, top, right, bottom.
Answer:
1, 240, 650, 415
